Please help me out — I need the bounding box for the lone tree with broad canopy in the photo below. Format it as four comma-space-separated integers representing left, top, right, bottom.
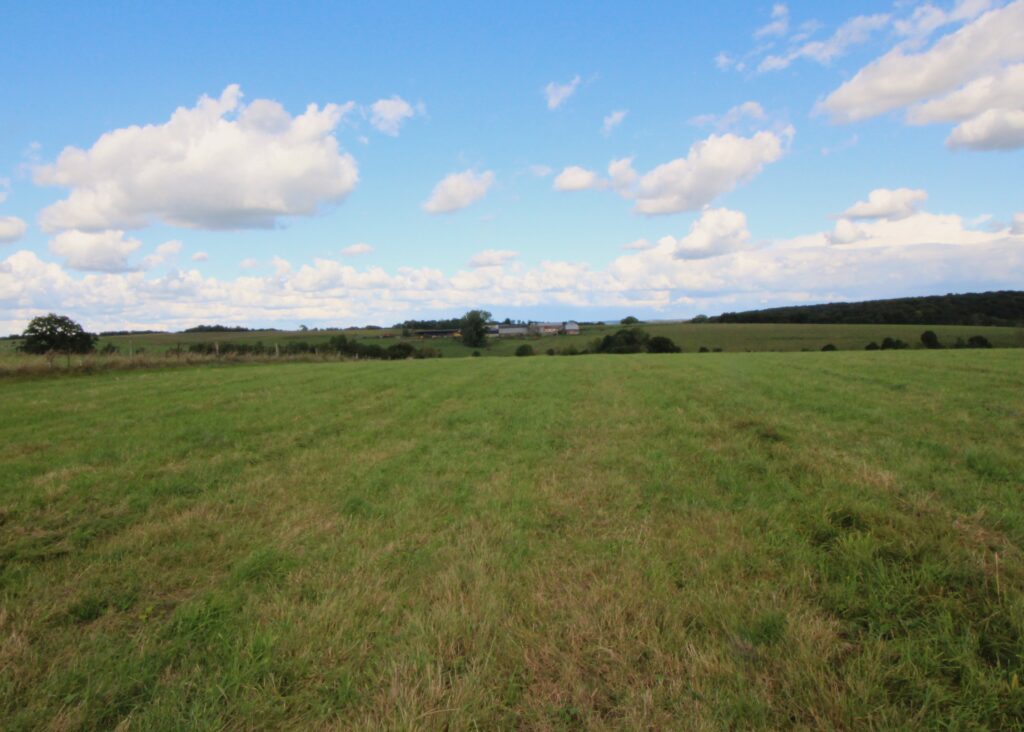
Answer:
19, 313, 97, 364
459, 309, 491, 348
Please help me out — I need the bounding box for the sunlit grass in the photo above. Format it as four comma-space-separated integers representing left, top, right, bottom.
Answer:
2, 350, 1023, 728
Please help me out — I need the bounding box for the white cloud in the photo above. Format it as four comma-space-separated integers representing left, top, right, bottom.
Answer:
369, 95, 421, 136
529, 164, 553, 177
0, 216, 28, 244
49, 229, 141, 272
612, 128, 791, 215
3, 196, 1022, 333
759, 13, 890, 72
341, 242, 374, 256
714, 52, 741, 71
602, 110, 628, 136
908, 64, 1024, 124
553, 166, 602, 191
35, 85, 359, 232
142, 240, 182, 269
468, 249, 519, 268
691, 101, 766, 129
894, 0, 993, 40
191, 251, 209, 262
622, 238, 652, 251
947, 108, 1024, 149
240, 257, 258, 269
422, 170, 495, 214
272, 256, 291, 277
819, 2, 1024, 124
755, 4, 789, 39
670, 208, 751, 259
840, 188, 928, 220
544, 75, 581, 110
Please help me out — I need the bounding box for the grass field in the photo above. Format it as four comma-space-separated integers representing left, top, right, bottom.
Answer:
3, 321, 1022, 359
3, 351, 1024, 728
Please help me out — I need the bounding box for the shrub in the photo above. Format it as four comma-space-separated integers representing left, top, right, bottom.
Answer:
865, 341, 880, 350
385, 342, 416, 360
920, 330, 942, 349
546, 348, 555, 356
967, 335, 993, 348
471, 350, 481, 357
699, 346, 710, 353
99, 343, 119, 355
515, 344, 534, 357
596, 328, 649, 354
647, 336, 681, 353
822, 344, 837, 351
881, 337, 909, 350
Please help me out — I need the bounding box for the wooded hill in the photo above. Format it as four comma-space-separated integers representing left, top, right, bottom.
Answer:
713, 291, 1024, 327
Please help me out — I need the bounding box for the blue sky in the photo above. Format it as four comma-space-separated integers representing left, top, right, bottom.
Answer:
1, 0, 1022, 330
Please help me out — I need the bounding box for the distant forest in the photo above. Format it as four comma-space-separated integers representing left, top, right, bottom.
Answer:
712, 291, 1024, 327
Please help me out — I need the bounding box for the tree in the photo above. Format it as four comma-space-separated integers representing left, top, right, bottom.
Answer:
20, 314, 97, 360
647, 336, 681, 353
690, 314, 709, 323
515, 344, 534, 357
967, 334, 993, 348
920, 330, 942, 349
460, 310, 491, 348
620, 315, 641, 325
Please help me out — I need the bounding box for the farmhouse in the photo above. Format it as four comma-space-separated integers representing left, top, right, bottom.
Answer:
496, 321, 581, 337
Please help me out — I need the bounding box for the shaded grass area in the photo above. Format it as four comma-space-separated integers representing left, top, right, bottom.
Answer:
1, 351, 1023, 728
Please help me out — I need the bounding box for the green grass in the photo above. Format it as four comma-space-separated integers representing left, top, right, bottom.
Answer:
3, 321, 1021, 358
2, 351, 1023, 728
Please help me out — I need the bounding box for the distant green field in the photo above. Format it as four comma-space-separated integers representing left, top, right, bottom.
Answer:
2, 321, 1021, 358
2, 351, 1023, 728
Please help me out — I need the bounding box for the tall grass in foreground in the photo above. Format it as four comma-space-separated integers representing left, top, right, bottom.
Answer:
1, 351, 1023, 729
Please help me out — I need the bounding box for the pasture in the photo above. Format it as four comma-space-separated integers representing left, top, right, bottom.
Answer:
2, 351, 1024, 729
2, 321, 1022, 360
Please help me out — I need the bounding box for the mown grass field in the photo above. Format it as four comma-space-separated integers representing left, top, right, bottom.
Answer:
2, 351, 1024, 729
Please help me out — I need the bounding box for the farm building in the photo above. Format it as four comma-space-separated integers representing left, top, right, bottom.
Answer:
563, 321, 580, 335
529, 322, 563, 336
498, 324, 530, 337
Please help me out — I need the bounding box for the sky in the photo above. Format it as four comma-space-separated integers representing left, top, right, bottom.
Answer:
1, 0, 1022, 332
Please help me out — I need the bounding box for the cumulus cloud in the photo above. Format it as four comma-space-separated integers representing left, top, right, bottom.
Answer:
0, 216, 28, 244
613, 128, 791, 215
947, 108, 1024, 149
422, 170, 495, 214
818, 2, 1024, 124
468, 249, 519, 268
553, 166, 602, 191
48, 229, 141, 272
191, 251, 209, 262
4, 197, 1022, 333
342, 242, 374, 256
602, 110, 628, 136
35, 85, 359, 232
840, 188, 928, 220
142, 240, 182, 269
544, 75, 581, 110
529, 165, 553, 177
670, 208, 751, 259
369, 95, 422, 136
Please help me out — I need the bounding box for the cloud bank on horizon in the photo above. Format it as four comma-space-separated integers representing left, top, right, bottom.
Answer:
0, 1, 1022, 332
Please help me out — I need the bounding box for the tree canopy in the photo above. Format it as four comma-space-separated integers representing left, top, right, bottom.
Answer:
460, 310, 491, 348
19, 314, 97, 355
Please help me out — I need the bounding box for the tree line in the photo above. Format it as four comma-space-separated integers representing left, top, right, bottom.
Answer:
713, 290, 1024, 326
